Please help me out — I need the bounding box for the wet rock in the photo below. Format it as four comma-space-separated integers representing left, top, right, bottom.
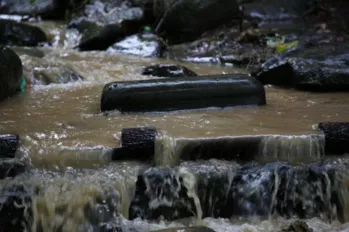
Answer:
141, 64, 197, 78
76, 23, 125, 51
0, 159, 26, 179
318, 122, 349, 155
129, 167, 199, 220
240, 0, 308, 29
131, 160, 349, 222
221, 161, 348, 220
222, 163, 277, 218
164, 26, 274, 68
0, 0, 70, 19
151, 227, 216, 232
0, 46, 22, 102
195, 167, 232, 218
0, 184, 33, 232
0, 19, 47, 47
32, 66, 84, 84
111, 127, 157, 161
280, 220, 313, 232
156, 0, 239, 44
253, 48, 349, 91
0, 134, 19, 158
107, 32, 163, 58
69, 0, 144, 44
21, 55, 84, 85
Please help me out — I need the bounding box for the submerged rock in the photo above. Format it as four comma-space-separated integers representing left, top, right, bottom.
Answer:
157, 0, 239, 44
10, 46, 45, 58
0, 184, 33, 232
21, 55, 84, 85
0, 46, 23, 102
141, 64, 198, 78
0, 0, 70, 19
107, 32, 163, 57
31, 66, 84, 84
0, 19, 47, 47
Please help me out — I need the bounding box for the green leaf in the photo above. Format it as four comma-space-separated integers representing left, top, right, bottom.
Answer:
29, 0, 36, 5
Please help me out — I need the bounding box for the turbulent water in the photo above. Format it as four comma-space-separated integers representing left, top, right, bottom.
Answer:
1, 21, 349, 232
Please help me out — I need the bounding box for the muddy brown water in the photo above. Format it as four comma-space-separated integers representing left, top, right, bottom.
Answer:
0, 21, 349, 232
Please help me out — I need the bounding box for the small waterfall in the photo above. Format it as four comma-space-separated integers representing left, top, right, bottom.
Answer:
178, 167, 203, 220
154, 134, 324, 165
129, 167, 203, 221
2, 162, 143, 232
130, 160, 349, 223
258, 134, 325, 164
154, 130, 178, 166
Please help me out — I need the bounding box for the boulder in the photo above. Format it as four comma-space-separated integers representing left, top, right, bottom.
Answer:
141, 64, 198, 78
156, 0, 240, 44
69, 0, 144, 44
253, 46, 349, 91
0, 184, 33, 232
0, 19, 47, 47
0, 46, 23, 102
75, 23, 125, 51
0, 0, 70, 19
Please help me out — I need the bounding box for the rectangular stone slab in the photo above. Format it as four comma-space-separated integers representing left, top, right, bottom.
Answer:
100, 74, 266, 112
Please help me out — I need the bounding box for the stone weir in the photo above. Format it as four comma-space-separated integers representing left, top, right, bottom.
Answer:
129, 160, 349, 223
1, 122, 349, 231
112, 122, 349, 165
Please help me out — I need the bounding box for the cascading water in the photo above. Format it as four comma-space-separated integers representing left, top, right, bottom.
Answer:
257, 134, 325, 164
1, 19, 349, 232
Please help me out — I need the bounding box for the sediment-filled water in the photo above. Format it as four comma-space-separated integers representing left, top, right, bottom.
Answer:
1, 21, 349, 232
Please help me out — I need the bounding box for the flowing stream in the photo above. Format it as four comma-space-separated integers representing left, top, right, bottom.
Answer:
1, 21, 349, 232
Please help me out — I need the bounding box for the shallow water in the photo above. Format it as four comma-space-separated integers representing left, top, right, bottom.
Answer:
1, 20, 349, 232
